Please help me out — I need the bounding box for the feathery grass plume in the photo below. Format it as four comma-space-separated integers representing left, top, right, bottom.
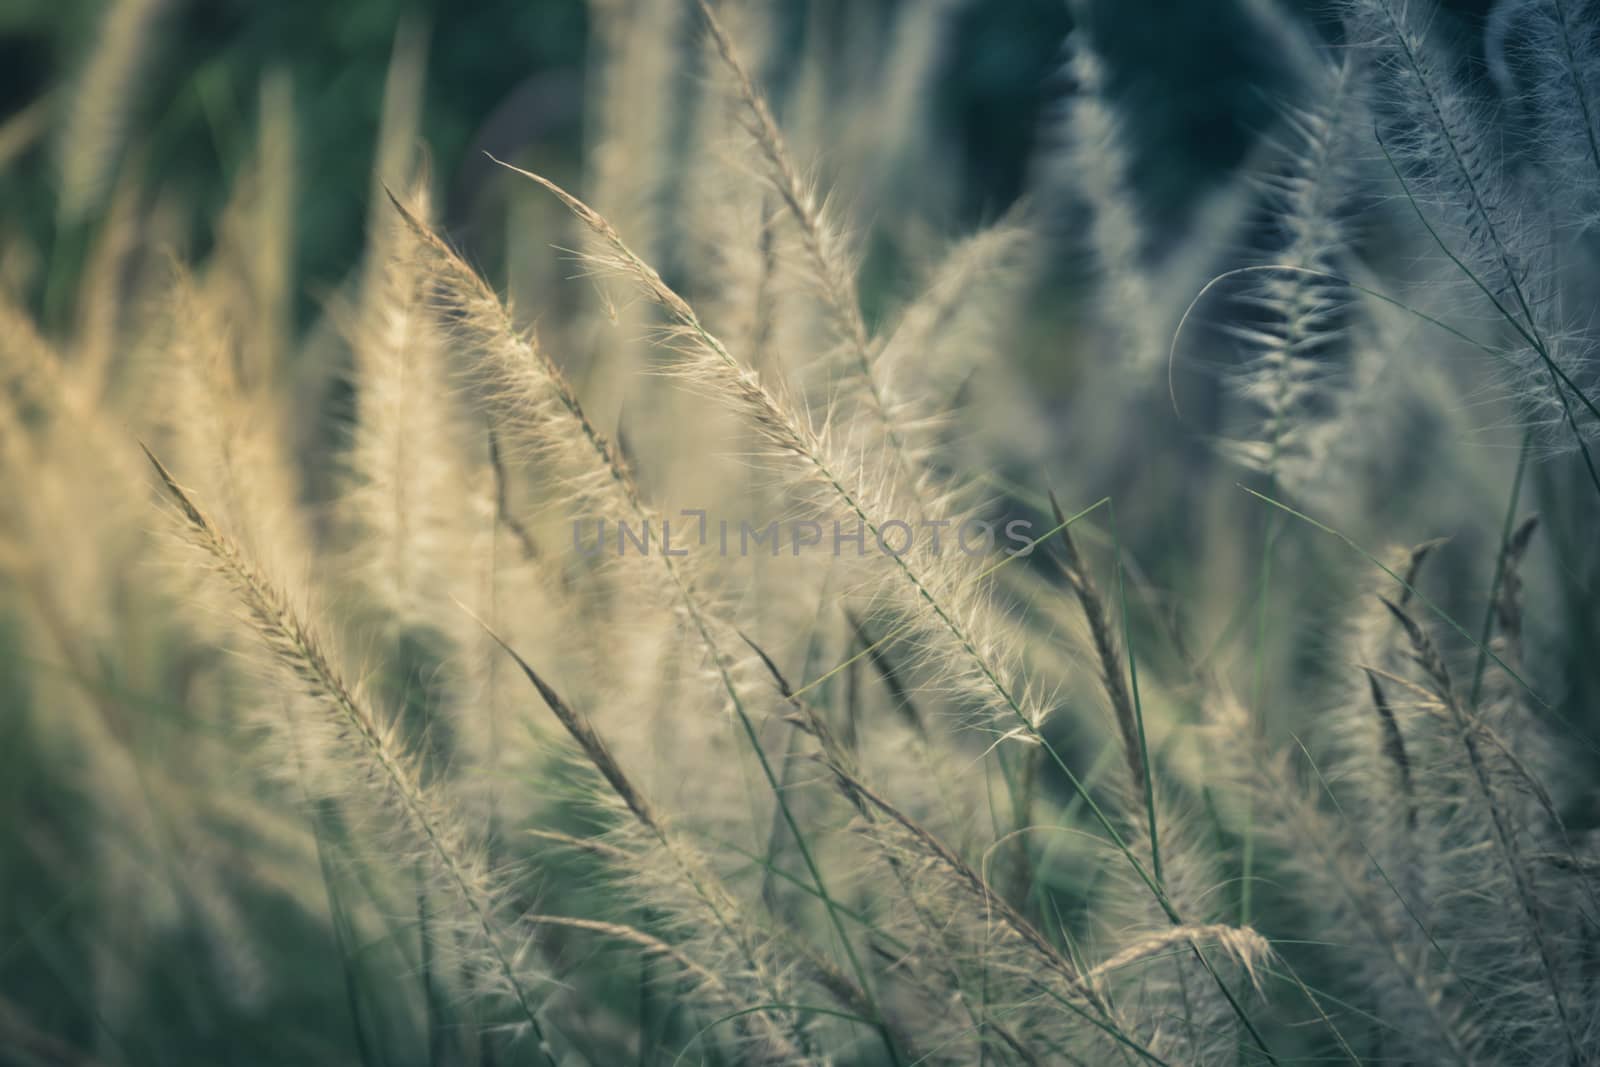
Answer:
159, 267, 310, 591
1085, 727, 1273, 1064
1322, 543, 1440, 899
1285, 285, 1434, 515
387, 190, 758, 754
1219, 533, 1599, 1064
1217, 55, 1370, 498
1382, 593, 1590, 1063
1085, 923, 1272, 999
1045, 27, 1165, 379
675, 2, 816, 492
339, 180, 485, 1034
694, 5, 1023, 720
698, 0, 940, 523
386, 191, 647, 522
140, 447, 558, 1061
1177, 552, 1434, 1060
1199, 682, 1490, 1065
871, 210, 1034, 399
1347, 0, 1544, 313
56, 0, 170, 222
1346, 0, 1600, 462
341, 184, 472, 629
337, 31, 484, 759
1488, 0, 1600, 224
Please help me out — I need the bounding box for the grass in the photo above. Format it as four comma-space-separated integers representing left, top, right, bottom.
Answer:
3, 0, 1600, 1064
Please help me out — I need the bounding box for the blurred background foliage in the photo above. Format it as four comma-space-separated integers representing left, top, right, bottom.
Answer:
1, 0, 1498, 332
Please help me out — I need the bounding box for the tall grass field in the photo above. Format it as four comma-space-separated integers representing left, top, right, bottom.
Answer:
4, 0, 1600, 1064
